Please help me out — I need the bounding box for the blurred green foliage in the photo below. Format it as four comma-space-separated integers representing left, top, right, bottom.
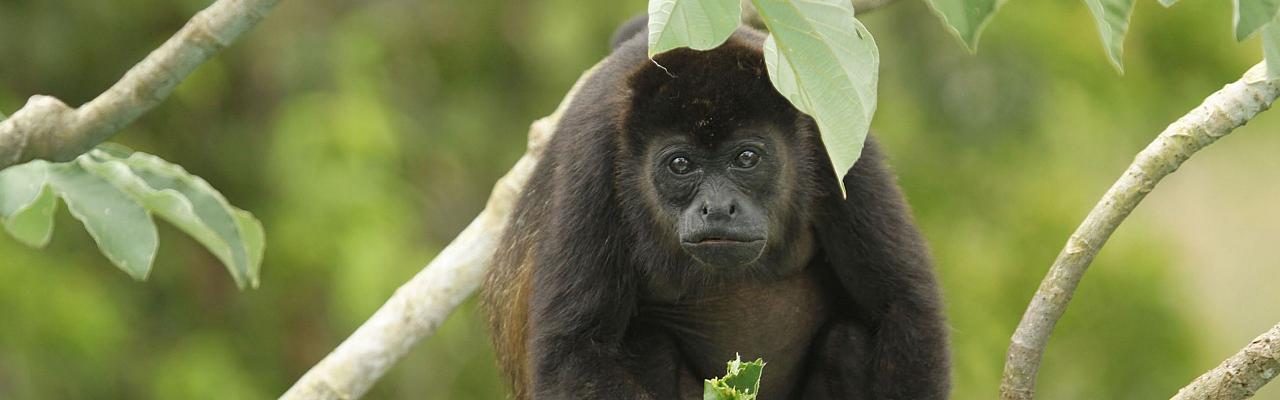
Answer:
1, 0, 1278, 399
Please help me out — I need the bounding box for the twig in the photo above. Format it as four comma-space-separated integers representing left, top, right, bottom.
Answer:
1172, 322, 1280, 400
1000, 62, 1280, 400
0, 0, 279, 170
278, 66, 596, 400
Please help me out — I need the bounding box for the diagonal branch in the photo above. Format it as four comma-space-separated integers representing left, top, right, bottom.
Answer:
0, 0, 280, 171
1000, 62, 1280, 400
278, 66, 597, 400
1172, 322, 1280, 400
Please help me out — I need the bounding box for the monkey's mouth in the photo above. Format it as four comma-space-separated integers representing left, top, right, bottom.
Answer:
680, 235, 766, 267
690, 237, 761, 245
682, 227, 763, 245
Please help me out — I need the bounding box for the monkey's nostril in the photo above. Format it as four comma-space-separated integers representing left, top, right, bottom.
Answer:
729, 204, 736, 215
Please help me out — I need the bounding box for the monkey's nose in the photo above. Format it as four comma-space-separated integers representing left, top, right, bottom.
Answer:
700, 200, 737, 223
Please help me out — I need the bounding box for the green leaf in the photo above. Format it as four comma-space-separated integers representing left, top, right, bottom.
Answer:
925, 0, 1004, 51
0, 161, 48, 214
82, 148, 263, 288
48, 161, 158, 280
234, 208, 265, 282
4, 186, 58, 248
1083, 0, 1136, 72
647, 0, 741, 57
1264, 17, 1280, 80
121, 151, 262, 288
1236, 0, 1280, 41
92, 142, 136, 159
703, 355, 766, 400
0, 144, 264, 287
722, 357, 764, 395
0, 161, 57, 247
755, 0, 878, 196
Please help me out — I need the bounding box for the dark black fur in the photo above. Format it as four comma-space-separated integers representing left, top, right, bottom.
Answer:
483, 20, 949, 400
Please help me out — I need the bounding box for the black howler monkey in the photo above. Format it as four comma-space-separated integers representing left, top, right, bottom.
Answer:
483, 16, 949, 399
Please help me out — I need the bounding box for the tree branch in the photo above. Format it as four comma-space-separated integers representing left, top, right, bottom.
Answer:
1172, 322, 1280, 400
1000, 62, 1280, 400
0, 0, 279, 170
279, 66, 597, 400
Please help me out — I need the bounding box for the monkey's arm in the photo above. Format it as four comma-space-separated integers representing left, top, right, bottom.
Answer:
525, 250, 658, 399
816, 140, 950, 399
520, 115, 668, 398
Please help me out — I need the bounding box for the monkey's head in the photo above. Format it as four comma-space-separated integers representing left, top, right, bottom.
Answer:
619, 34, 823, 272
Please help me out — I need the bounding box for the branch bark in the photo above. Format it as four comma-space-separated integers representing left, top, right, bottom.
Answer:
279, 66, 597, 400
1172, 322, 1280, 400
1000, 62, 1280, 400
0, 0, 279, 170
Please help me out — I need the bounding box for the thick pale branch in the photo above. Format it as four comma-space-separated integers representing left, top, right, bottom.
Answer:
0, 0, 279, 170
1000, 62, 1280, 400
279, 67, 596, 400
1172, 323, 1280, 400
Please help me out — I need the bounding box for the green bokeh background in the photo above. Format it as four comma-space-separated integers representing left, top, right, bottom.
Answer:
2, 0, 1279, 399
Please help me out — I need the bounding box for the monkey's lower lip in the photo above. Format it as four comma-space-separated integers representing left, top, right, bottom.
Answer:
681, 239, 766, 267
686, 238, 763, 245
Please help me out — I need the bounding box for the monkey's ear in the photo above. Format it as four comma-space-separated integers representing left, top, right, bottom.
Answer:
610, 14, 648, 52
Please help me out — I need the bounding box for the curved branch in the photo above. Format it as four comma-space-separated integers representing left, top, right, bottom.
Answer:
1172, 322, 1280, 400
279, 66, 597, 400
0, 0, 279, 170
1000, 62, 1280, 400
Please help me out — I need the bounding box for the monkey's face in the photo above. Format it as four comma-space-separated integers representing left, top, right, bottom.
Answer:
646, 131, 788, 268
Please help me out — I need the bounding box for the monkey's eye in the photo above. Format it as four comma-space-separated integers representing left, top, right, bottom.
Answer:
669, 156, 693, 174
734, 150, 760, 169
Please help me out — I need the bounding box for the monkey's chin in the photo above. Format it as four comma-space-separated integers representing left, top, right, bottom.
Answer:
681, 240, 766, 268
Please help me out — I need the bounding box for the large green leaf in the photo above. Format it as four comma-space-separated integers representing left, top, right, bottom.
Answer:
925, 0, 1004, 51
1236, 0, 1280, 41
129, 152, 262, 287
647, 0, 741, 56
754, 0, 878, 195
48, 160, 159, 280
81, 152, 260, 288
0, 144, 264, 288
1083, 0, 1137, 72
1264, 16, 1280, 80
